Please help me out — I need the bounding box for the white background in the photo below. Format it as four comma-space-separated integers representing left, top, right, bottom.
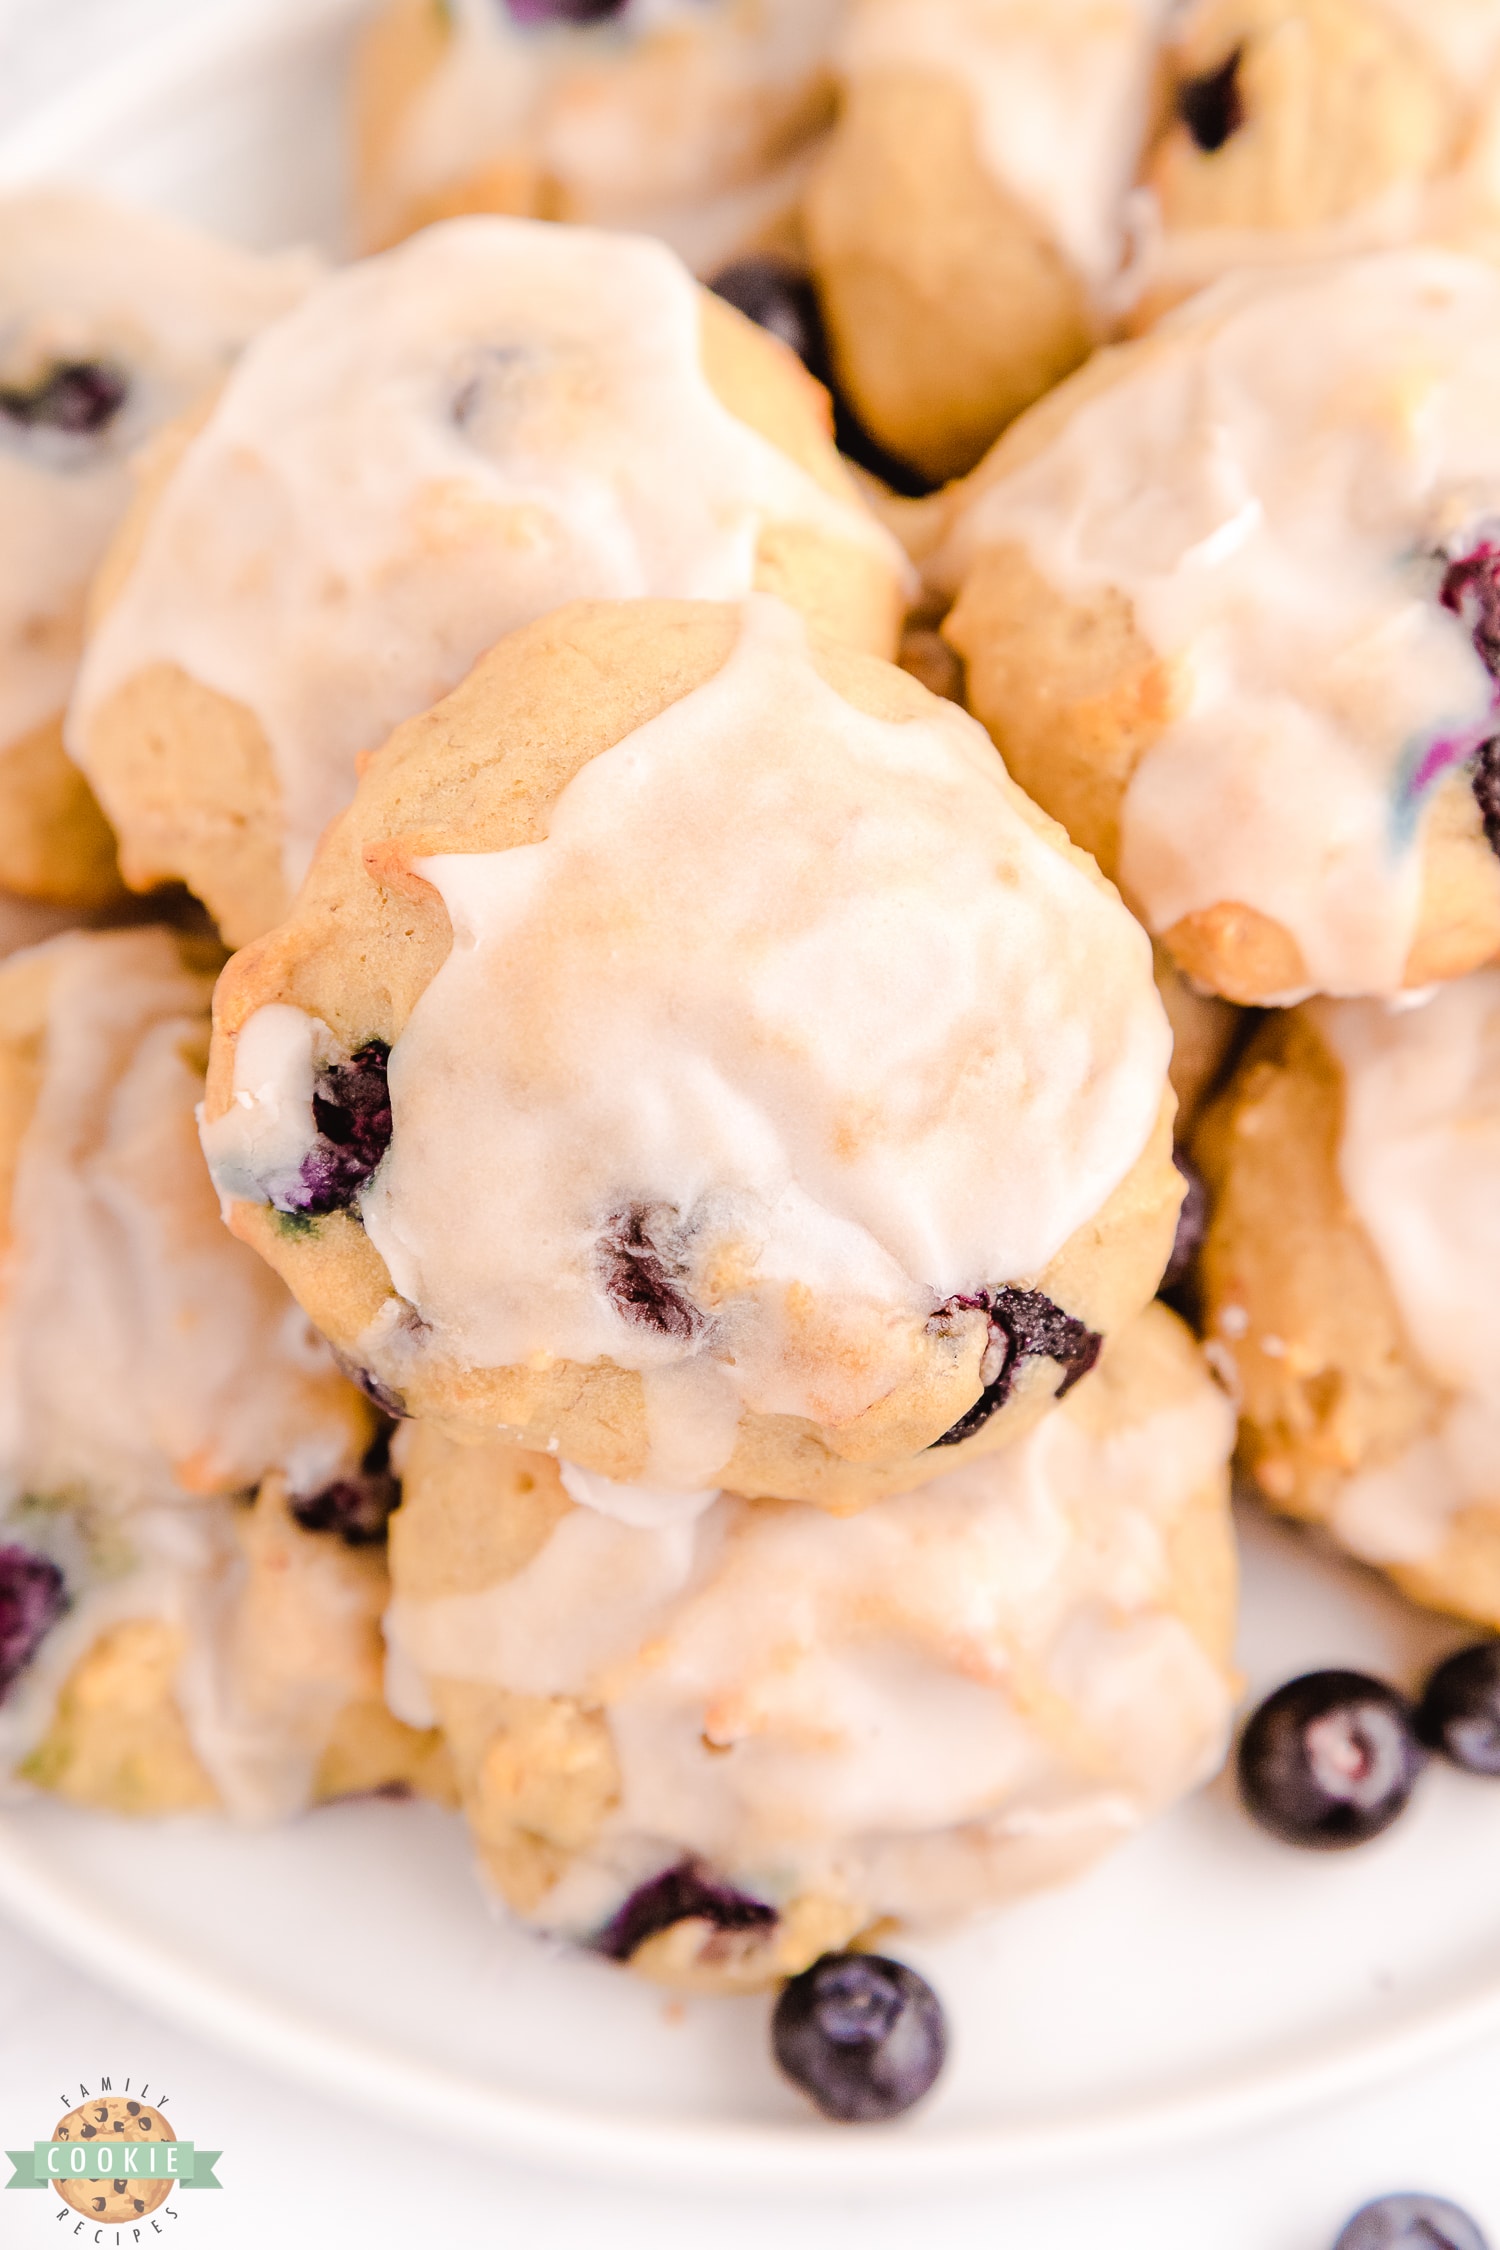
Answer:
3, 1, 1500, 2241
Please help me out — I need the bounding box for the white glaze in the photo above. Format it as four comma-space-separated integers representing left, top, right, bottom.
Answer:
839, 0, 1171, 297
0, 929, 360, 1517
386, 1326, 1235, 1933
0, 188, 315, 757
1314, 971, 1500, 1563
941, 249, 1500, 998
70, 218, 901, 902
558, 1460, 721, 1529
282, 596, 1172, 1478
373, 0, 843, 272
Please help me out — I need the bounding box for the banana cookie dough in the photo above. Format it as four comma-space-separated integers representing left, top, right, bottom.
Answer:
383, 1303, 1237, 1990
0, 188, 315, 909
1132, 0, 1500, 323
352, 0, 844, 270
202, 595, 1181, 1509
69, 217, 907, 946
939, 248, 1500, 1006
804, 0, 1172, 483
1196, 965, 1500, 1628
0, 925, 446, 1815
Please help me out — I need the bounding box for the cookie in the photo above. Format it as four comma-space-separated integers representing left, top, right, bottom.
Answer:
69, 217, 909, 947
9, 1479, 454, 1820
940, 248, 1500, 1005
384, 1302, 1236, 1991
352, 0, 840, 269
1131, 0, 1500, 325
1196, 969, 1500, 1628
51, 2097, 174, 2221
0, 188, 315, 909
803, 0, 1171, 484
202, 594, 1181, 1508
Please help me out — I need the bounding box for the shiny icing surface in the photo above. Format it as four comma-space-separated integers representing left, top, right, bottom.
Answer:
0, 929, 360, 1519
71, 219, 899, 899
942, 250, 1500, 998
1314, 972, 1500, 1564
373, 0, 843, 272
386, 1324, 1235, 1933
209, 597, 1171, 1482
0, 188, 315, 756
840, 0, 1171, 295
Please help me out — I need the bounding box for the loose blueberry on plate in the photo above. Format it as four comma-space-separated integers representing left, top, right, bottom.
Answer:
771, 1952, 946, 2124
1332, 2191, 1490, 2250
1416, 1642, 1500, 1775
1237, 1670, 1425, 1848
0, 1546, 69, 1700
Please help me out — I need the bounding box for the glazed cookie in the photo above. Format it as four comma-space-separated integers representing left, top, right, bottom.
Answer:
69, 217, 908, 947
3, 1474, 453, 1821
939, 248, 1500, 1006
351, 0, 841, 270
0, 188, 315, 909
803, 0, 1172, 483
1131, 0, 1500, 324
383, 1303, 1237, 1990
201, 594, 1181, 1509
1196, 968, 1500, 1629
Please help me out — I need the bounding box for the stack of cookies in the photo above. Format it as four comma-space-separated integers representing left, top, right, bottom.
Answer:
15, 0, 1500, 2120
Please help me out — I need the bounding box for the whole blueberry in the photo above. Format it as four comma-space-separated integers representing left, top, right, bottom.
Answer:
0, 359, 128, 436
1237, 1670, 1426, 1849
1333, 2192, 1489, 2250
1416, 1642, 1500, 1775
771, 1952, 946, 2124
290, 1426, 400, 1548
0, 1546, 68, 1701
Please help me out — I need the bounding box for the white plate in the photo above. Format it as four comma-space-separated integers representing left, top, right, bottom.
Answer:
6, 1, 1500, 2192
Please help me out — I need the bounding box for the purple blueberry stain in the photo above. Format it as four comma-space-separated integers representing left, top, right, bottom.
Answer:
929, 1286, 1102, 1448
0, 359, 128, 438
0, 1545, 68, 1701
772, 1952, 947, 2124
1177, 47, 1244, 153
1333, 2194, 1490, 2250
280, 1042, 392, 1217
1435, 545, 1500, 859
291, 1425, 400, 1547
593, 1859, 777, 1963
597, 1204, 707, 1342
1237, 1669, 1426, 1849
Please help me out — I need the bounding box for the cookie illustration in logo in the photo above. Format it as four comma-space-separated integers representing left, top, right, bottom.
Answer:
50, 2097, 175, 2219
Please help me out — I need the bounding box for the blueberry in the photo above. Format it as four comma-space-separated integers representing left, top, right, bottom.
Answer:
504, 0, 628, 22
1177, 48, 1244, 153
930, 1286, 1101, 1448
0, 1545, 68, 1702
593, 1859, 776, 1962
597, 1204, 705, 1341
0, 359, 128, 436
290, 1425, 400, 1547
772, 1952, 946, 2124
1333, 2192, 1490, 2250
1416, 1642, 1500, 1775
1161, 1147, 1208, 1297
1237, 1670, 1426, 1848
1441, 546, 1500, 681
283, 1042, 392, 1216
1470, 739, 1500, 860
707, 256, 937, 499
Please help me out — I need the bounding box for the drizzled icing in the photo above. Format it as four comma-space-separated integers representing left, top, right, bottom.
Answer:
288, 596, 1170, 1483
1312, 972, 1500, 1564
386, 1321, 1235, 1933
370, 0, 843, 272
0, 188, 316, 757
941, 250, 1500, 998
838, 0, 1171, 298
70, 219, 901, 903
0, 929, 361, 1517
